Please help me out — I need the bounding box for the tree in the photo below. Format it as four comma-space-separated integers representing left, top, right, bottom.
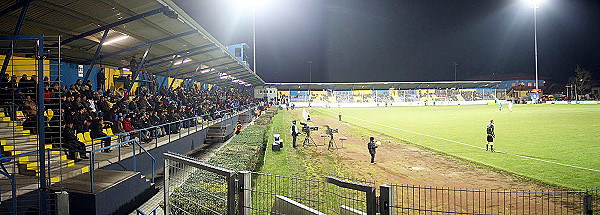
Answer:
568, 65, 593, 96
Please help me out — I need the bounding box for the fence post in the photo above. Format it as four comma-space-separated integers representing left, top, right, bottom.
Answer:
238, 171, 252, 215
366, 186, 377, 215
379, 185, 394, 215
584, 193, 593, 215
164, 157, 170, 215
227, 172, 237, 215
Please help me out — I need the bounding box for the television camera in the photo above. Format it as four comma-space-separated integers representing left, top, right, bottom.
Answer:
300, 122, 319, 133
299, 122, 318, 147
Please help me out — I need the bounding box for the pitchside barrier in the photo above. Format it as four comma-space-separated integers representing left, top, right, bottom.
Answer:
283, 100, 493, 108
162, 152, 599, 215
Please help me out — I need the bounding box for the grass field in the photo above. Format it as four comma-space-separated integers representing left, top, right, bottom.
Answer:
311, 104, 600, 190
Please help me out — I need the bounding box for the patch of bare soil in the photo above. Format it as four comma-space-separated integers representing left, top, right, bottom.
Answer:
304, 110, 548, 190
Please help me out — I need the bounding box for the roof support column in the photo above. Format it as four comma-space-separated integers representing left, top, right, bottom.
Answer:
1, 0, 30, 76
83, 29, 109, 83
187, 64, 202, 90
128, 44, 152, 93
157, 55, 178, 95
168, 52, 189, 92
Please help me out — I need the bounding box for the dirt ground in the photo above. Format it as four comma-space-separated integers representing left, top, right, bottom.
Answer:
296, 109, 550, 190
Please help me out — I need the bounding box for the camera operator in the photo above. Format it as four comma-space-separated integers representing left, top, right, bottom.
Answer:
290, 120, 299, 148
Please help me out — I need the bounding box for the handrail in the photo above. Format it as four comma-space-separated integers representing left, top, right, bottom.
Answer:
136, 205, 160, 215
47, 139, 155, 193
91, 104, 254, 141
89, 104, 257, 150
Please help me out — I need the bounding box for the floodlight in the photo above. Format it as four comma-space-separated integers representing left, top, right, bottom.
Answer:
240, 0, 268, 8
200, 68, 214, 74
523, 0, 544, 7
103, 35, 129, 45
174, 58, 192, 65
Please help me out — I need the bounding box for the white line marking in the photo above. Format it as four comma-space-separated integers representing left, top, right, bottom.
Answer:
316, 108, 600, 173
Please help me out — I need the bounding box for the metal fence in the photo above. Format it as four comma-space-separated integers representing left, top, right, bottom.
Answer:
162, 151, 600, 215
164, 152, 236, 215
0, 35, 61, 215
390, 185, 600, 215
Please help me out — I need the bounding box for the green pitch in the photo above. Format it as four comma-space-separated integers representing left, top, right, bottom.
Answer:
313, 104, 600, 190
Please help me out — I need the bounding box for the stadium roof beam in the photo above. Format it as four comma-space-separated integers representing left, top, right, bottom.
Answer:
0, 0, 30, 75
144, 44, 216, 66
145, 46, 220, 69
158, 55, 179, 95
165, 56, 231, 76
0, 0, 33, 17
167, 52, 189, 92
83, 30, 198, 64
128, 44, 152, 92
55, 6, 170, 46
82, 29, 110, 83
183, 61, 240, 79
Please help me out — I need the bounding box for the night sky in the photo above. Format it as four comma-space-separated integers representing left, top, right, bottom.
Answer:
173, 0, 600, 85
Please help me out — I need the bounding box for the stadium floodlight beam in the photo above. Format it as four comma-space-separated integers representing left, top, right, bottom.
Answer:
523, 0, 544, 90
240, 0, 268, 75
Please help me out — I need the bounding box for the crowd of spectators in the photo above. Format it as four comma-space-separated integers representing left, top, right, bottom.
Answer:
1, 73, 258, 161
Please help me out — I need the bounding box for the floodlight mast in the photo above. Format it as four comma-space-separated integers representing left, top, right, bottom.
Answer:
525, 0, 542, 90
533, 3, 539, 90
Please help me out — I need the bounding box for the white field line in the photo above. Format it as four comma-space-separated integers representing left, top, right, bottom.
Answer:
316, 108, 600, 173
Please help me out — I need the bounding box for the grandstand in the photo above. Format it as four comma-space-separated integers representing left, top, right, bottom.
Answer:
0, 0, 264, 214
265, 81, 502, 107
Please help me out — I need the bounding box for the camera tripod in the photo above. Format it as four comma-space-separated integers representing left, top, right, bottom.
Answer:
302, 131, 318, 148
327, 133, 337, 151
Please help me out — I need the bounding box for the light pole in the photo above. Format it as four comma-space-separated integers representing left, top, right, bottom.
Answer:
528, 0, 541, 90
252, 6, 257, 74
452, 62, 458, 81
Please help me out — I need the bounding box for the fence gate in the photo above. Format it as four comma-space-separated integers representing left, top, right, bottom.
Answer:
163, 152, 236, 215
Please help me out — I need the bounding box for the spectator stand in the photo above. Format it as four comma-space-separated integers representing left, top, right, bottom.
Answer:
0, 0, 265, 214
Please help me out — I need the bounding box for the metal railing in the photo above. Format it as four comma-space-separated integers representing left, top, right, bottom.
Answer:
159, 151, 600, 215
47, 139, 154, 193
164, 152, 236, 215
136, 205, 160, 215
388, 184, 599, 215
89, 104, 256, 151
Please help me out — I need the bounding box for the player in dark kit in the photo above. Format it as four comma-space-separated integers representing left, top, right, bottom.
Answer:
486, 119, 495, 152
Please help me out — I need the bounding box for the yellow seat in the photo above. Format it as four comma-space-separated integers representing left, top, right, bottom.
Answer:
0, 112, 5, 117
83, 132, 93, 145
106, 128, 118, 140
76, 133, 86, 144
46, 109, 54, 120
16, 111, 26, 121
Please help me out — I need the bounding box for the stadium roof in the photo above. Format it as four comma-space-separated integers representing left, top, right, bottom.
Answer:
0, 0, 264, 86
265, 81, 501, 91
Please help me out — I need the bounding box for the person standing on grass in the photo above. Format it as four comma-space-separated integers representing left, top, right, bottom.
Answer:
486, 120, 495, 152
291, 120, 299, 148
368, 137, 378, 164
508, 102, 513, 112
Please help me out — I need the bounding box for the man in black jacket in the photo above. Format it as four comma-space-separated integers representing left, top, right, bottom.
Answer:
62, 122, 89, 161
368, 137, 378, 164
90, 118, 112, 153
